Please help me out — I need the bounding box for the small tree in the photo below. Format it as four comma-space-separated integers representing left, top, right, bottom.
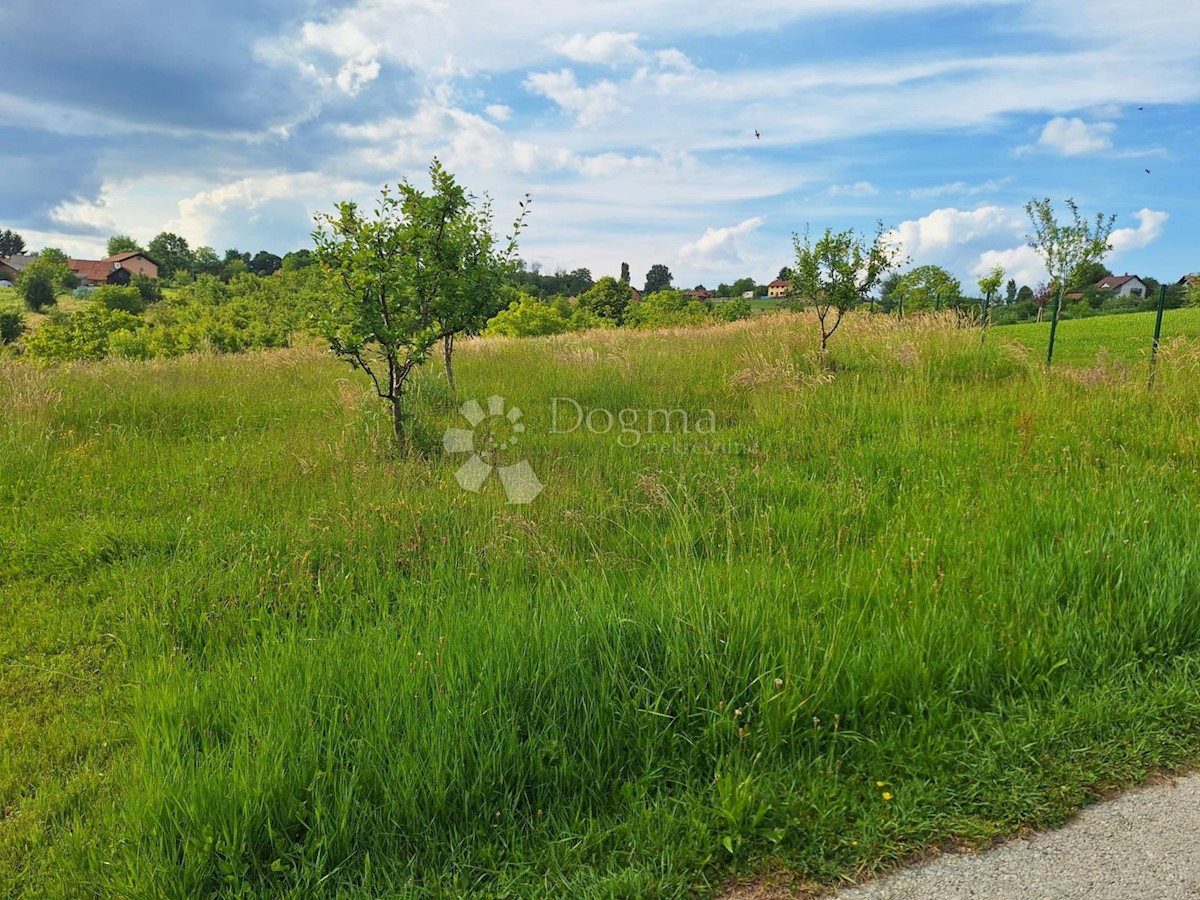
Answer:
1005, 278, 1017, 305
977, 264, 1005, 341
1025, 198, 1115, 365
891, 265, 961, 316
792, 221, 899, 357
1032, 282, 1052, 323
313, 160, 526, 447
578, 276, 633, 324
16, 257, 65, 311
619, 262, 630, 284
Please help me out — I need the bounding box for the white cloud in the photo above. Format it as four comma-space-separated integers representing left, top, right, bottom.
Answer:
1110, 208, 1168, 253
679, 217, 766, 269
523, 69, 624, 125
485, 104, 512, 121
1027, 116, 1116, 156
974, 245, 1046, 289
50, 197, 117, 233
887, 205, 1023, 259
334, 55, 382, 95
827, 181, 879, 197
907, 177, 1013, 199
553, 32, 643, 66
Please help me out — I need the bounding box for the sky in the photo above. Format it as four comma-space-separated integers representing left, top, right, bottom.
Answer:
4, 0, 1199, 292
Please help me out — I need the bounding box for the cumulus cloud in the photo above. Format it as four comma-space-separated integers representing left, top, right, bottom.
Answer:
887, 205, 1023, 259
553, 32, 643, 66
1026, 117, 1116, 156
828, 181, 879, 197
973, 245, 1047, 290
523, 69, 624, 125
679, 217, 766, 269
1110, 208, 1168, 253
485, 104, 513, 121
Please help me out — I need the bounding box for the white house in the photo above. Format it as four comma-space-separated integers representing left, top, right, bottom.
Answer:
1096, 274, 1147, 298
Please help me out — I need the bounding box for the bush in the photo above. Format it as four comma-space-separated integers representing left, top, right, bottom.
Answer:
131, 273, 164, 306
107, 328, 154, 360
624, 290, 712, 329
486, 293, 572, 337
712, 299, 752, 322
93, 285, 147, 315
15, 261, 59, 312
25, 305, 145, 361
0, 310, 24, 344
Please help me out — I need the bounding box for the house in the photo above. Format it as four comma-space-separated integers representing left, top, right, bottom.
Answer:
767, 279, 792, 298
1178, 274, 1199, 289
1, 255, 40, 275
1095, 274, 1147, 298
104, 252, 159, 279
0, 260, 19, 282
682, 289, 713, 301
68, 252, 160, 287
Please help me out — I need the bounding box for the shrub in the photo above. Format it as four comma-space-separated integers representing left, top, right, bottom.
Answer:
486, 293, 572, 337
0, 310, 24, 344
93, 285, 147, 315
712, 299, 752, 322
25, 305, 145, 362
15, 260, 59, 312
624, 290, 712, 329
107, 328, 154, 360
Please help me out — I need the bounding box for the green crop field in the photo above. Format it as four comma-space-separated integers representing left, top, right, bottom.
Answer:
4, 311, 1200, 897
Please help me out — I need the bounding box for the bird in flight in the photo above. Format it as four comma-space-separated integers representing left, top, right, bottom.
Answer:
1145, 168, 1151, 174
1137, 107, 1145, 111
755, 130, 761, 140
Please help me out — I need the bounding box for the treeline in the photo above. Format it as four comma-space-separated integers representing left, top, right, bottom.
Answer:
106, 233, 316, 283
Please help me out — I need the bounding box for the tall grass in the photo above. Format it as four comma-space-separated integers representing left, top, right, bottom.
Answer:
3, 312, 1200, 897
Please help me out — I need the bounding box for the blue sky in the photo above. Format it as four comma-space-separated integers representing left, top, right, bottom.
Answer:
4, 0, 1198, 291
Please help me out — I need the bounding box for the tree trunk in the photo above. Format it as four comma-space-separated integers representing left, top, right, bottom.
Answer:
390, 394, 405, 447
980, 291, 991, 343
443, 333, 456, 394
389, 362, 407, 449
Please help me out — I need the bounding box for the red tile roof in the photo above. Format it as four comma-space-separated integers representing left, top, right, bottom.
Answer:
69, 259, 119, 283
768, 279, 791, 288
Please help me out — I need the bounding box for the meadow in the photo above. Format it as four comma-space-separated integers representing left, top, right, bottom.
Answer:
3, 309, 1200, 897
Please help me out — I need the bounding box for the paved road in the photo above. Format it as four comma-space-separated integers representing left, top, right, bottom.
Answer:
835, 773, 1200, 900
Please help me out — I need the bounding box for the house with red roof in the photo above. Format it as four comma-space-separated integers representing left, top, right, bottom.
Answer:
767, 279, 792, 298
68, 252, 159, 286
1095, 274, 1147, 298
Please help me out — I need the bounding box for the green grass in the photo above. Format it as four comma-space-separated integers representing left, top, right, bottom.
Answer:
998, 306, 1200, 367
4, 312, 1200, 897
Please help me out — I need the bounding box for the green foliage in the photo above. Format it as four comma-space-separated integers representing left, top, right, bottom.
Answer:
643, 263, 673, 294
0, 310, 24, 343
485, 292, 573, 337
623, 289, 711, 328
93, 285, 146, 315
1188, 277, 1200, 307
619, 261, 630, 284
1070, 260, 1112, 289
25, 304, 145, 361
131, 272, 164, 306
0, 228, 26, 257
249, 251, 283, 277
578, 276, 632, 324
711, 298, 752, 322
147, 232, 195, 281
15, 258, 63, 311
312, 159, 527, 444
281, 249, 316, 272
792, 221, 899, 352
106, 234, 144, 257
893, 265, 963, 314
192, 246, 223, 279
507, 262, 593, 299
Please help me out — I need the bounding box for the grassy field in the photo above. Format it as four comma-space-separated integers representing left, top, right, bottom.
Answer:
998, 306, 1200, 368
4, 311, 1200, 897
